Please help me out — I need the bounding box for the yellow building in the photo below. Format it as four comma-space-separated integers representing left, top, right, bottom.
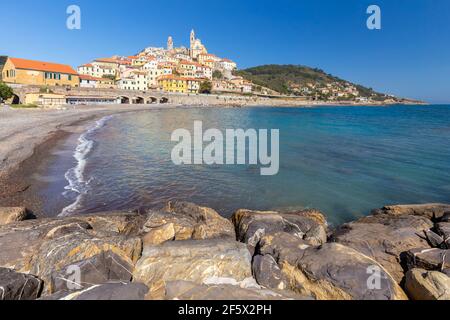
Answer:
158, 75, 188, 93
2, 57, 79, 87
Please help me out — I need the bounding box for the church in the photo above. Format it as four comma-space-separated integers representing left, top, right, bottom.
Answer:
190, 30, 208, 59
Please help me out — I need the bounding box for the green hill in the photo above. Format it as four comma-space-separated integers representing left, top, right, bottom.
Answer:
235, 64, 387, 100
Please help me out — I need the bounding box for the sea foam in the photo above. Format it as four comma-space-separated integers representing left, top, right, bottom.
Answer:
59, 115, 114, 216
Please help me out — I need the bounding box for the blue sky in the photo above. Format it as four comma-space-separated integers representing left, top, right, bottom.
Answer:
1, 0, 449, 103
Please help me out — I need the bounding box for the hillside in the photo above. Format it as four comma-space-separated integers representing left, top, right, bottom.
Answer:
235, 64, 392, 101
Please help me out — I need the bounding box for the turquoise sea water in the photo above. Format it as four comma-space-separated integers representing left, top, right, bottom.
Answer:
43, 105, 450, 225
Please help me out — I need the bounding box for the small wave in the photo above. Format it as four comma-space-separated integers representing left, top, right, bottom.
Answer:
59, 115, 114, 216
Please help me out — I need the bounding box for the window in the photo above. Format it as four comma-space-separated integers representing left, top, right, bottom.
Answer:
68, 75, 72, 81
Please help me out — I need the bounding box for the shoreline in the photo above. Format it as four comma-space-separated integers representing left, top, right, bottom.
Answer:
0, 104, 190, 215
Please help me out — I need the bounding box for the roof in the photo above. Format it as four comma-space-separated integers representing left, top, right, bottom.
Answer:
79, 74, 104, 81
9, 57, 78, 75
94, 57, 120, 64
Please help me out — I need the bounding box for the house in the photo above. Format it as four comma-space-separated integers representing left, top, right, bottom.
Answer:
79, 74, 101, 88
2, 57, 79, 87
79, 75, 116, 89
117, 71, 148, 91
186, 78, 202, 93
157, 75, 187, 93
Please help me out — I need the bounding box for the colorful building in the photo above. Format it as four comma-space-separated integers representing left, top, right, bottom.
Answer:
2, 57, 79, 87
157, 75, 188, 93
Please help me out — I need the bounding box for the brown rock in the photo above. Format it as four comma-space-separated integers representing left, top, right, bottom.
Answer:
405, 268, 450, 300
142, 223, 175, 246
133, 239, 252, 291
333, 208, 434, 283
232, 209, 327, 255
405, 248, 450, 271
164, 201, 235, 240
0, 207, 29, 225
276, 243, 407, 300
371, 203, 450, 220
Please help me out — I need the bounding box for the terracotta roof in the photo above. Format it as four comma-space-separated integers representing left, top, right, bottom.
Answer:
79, 74, 103, 81
95, 57, 120, 64
9, 57, 77, 75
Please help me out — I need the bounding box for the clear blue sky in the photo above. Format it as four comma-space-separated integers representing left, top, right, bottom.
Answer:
2, 0, 449, 103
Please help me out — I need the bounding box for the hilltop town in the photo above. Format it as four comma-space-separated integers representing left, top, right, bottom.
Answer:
0, 30, 417, 106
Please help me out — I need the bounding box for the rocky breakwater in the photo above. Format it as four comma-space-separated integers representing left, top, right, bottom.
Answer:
0, 202, 449, 300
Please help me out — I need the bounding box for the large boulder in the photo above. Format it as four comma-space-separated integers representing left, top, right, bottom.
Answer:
0, 212, 145, 273
232, 209, 327, 255
404, 248, 450, 271
405, 269, 450, 300
252, 254, 288, 291
0, 212, 145, 297
48, 251, 134, 294
0, 207, 30, 226
333, 205, 435, 283
133, 239, 252, 293
162, 280, 305, 300
274, 243, 407, 300
142, 202, 235, 241
0, 268, 42, 300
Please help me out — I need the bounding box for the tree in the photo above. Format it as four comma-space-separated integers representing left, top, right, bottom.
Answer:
0, 82, 13, 101
212, 70, 223, 80
199, 80, 212, 94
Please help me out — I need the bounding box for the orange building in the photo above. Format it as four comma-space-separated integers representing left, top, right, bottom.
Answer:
2, 57, 79, 87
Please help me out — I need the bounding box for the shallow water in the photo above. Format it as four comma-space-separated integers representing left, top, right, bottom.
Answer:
40, 105, 450, 225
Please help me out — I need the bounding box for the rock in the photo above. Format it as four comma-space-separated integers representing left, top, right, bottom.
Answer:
0, 268, 42, 300
258, 232, 311, 265
405, 268, 450, 300
404, 248, 450, 271
333, 208, 434, 283
371, 203, 450, 220
232, 209, 327, 255
0, 207, 30, 225
436, 222, 450, 242
276, 243, 407, 300
161, 280, 306, 300
252, 255, 288, 291
424, 229, 445, 248
143, 223, 175, 246
48, 251, 134, 294
441, 212, 450, 222
443, 269, 450, 277
142, 202, 235, 242
133, 239, 252, 291
45, 221, 92, 240
57, 282, 149, 300
0, 212, 145, 273
163, 201, 235, 240
30, 231, 141, 295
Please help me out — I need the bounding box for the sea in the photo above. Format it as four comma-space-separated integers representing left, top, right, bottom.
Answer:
38, 105, 450, 226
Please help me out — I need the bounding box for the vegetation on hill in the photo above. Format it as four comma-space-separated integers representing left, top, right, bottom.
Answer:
235, 64, 387, 100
